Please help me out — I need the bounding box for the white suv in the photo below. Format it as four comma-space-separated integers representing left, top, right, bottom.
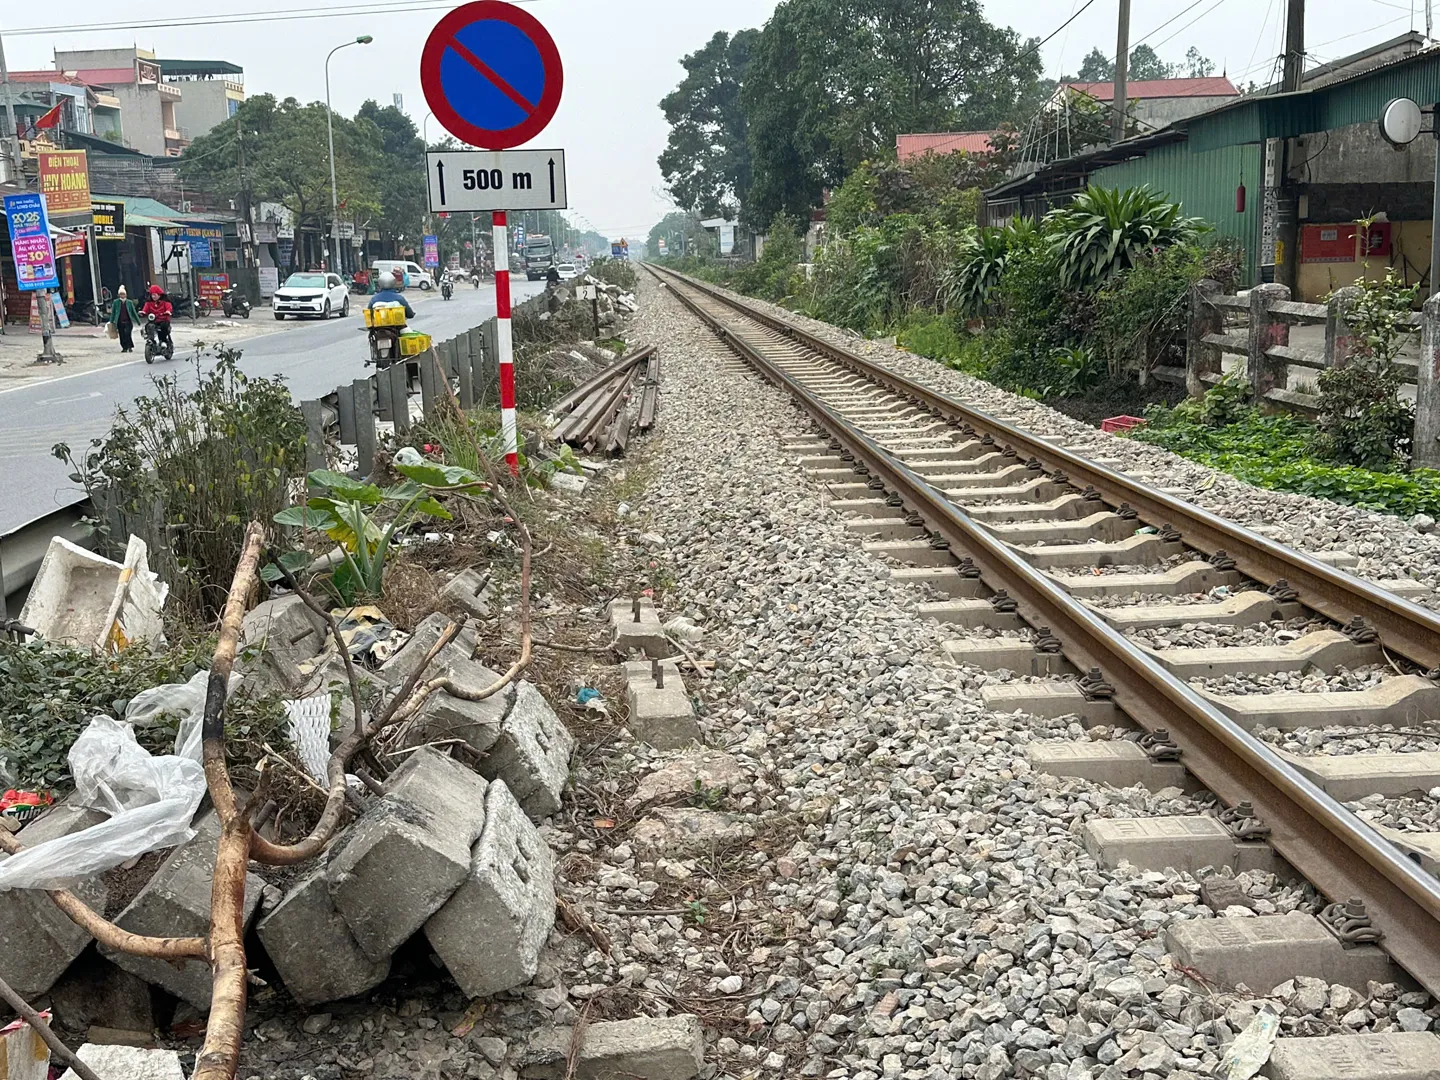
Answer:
273, 271, 350, 320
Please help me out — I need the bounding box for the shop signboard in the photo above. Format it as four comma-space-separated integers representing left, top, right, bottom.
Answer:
37, 150, 92, 218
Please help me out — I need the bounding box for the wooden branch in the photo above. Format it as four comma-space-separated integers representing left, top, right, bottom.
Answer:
0, 832, 207, 961
0, 973, 103, 1080
267, 550, 367, 736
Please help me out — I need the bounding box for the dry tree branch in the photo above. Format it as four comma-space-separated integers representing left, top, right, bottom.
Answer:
0, 973, 103, 1080
266, 549, 367, 735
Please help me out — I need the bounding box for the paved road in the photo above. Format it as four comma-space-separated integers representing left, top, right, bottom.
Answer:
0, 280, 545, 535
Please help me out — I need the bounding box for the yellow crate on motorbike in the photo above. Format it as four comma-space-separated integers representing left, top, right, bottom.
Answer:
397, 331, 432, 357
363, 305, 408, 328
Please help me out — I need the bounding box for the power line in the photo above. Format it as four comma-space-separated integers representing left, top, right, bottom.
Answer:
6, 0, 541, 37
1149, 0, 1231, 52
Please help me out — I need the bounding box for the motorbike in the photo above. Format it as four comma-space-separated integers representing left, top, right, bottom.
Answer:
368, 325, 400, 369
143, 313, 174, 364
221, 284, 251, 319
440, 276, 454, 301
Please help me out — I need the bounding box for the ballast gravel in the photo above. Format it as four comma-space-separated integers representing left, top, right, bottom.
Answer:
540, 275, 1439, 1080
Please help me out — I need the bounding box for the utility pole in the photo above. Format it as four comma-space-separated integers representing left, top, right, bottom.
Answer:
1275, 0, 1305, 290
0, 28, 21, 180
1281, 0, 1305, 92
1112, 0, 1131, 144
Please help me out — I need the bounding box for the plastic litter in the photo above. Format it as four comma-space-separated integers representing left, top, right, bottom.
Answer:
663, 616, 703, 643
1209, 585, 1233, 599
575, 688, 601, 705
0, 790, 54, 831
18, 535, 168, 654
0, 1013, 51, 1080
285, 694, 333, 783
1221, 1005, 1280, 1080
0, 671, 227, 892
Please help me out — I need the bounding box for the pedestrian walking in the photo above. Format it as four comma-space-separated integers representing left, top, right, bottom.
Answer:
109, 285, 140, 353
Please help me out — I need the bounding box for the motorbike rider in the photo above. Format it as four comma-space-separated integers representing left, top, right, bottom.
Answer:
368, 272, 415, 319
141, 285, 174, 349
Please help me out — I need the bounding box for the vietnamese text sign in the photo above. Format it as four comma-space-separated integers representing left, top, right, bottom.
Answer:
37, 150, 92, 217
4, 193, 60, 291
423, 235, 441, 268
198, 272, 229, 305
54, 234, 86, 259
426, 149, 567, 213
92, 199, 125, 239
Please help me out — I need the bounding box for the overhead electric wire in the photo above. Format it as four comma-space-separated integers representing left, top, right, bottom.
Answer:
5, 0, 540, 37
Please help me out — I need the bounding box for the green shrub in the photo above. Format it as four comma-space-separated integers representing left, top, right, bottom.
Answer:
1091, 244, 1205, 377
1046, 185, 1205, 290
895, 312, 969, 361
946, 228, 1009, 319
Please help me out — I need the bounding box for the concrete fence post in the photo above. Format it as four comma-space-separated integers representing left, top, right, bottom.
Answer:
1415, 292, 1440, 470
1185, 278, 1223, 398
1246, 282, 1291, 402
1325, 285, 1362, 370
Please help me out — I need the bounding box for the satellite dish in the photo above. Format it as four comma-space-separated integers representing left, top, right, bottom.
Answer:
1380, 97, 1424, 147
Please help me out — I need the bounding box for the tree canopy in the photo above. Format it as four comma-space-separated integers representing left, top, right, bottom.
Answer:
658, 30, 758, 219
1075, 44, 1215, 82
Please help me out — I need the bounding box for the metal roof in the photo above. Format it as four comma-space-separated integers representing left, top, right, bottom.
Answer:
1063, 77, 1238, 101
897, 132, 994, 160
985, 129, 1186, 199
155, 59, 243, 77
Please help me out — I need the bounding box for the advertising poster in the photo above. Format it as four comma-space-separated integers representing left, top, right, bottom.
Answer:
37, 150, 92, 217
198, 272, 229, 306
4, 192, 60, 291
92, 200, 125, 239
423, 234, 440, 268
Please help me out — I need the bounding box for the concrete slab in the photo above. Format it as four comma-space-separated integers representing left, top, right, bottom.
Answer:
926, 464, 1032, 488
888, 567, 988, 598
1311, 550, 1361, 569
425, 779, 556, 998
1012, 534, 1180, 569
257, 855, 391, 1005
1206, 675, 1440, 730
327, 748, 488, 962
406, 676, 508, 757
439, 567, 494, 618
989, 511, 1136, 545
1144, 630, 1380, 678
1378, 828, 1440, 876
1279, 748, 1440, 800
981, 680, 1121, 726
59, 1045, 186, 1080
844, 519, 924, 541
1262, 1033, 1440, 1080
1084, 816, 1238, 874
1374, 578, 1433, 602
239, 594, 328, 691
829, 498, 903, 519
624, 659, 701, 749
103, 814, 263, 1009
607, 597, 674, 659
477, 681, 575, 820
1095, 590, 1298, 631
1026, 739, 1187, 790
863, 539, 963, 567
1051, 561, 1240, 599
1165, 912, 1398, 994
916, 598, 1025, 631
0, 802, 109, 997
944, 478, 1070, 503
803, 467, 863, 483
521, 1014, 706, 1080
378, 611, 480, 687
943, 638, 1071, 675
894, 443, 990, 463
908, 451, 1006, 475
964, 493, 1090, 523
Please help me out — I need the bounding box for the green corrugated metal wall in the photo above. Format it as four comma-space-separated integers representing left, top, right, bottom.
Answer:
1090, 140, 1264, 284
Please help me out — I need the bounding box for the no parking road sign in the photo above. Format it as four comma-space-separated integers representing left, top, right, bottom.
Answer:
420, 1, 563, 150
426, 148, 567, 213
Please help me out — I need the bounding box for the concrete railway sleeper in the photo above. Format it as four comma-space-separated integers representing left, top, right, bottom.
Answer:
647, 263, 1440, 1011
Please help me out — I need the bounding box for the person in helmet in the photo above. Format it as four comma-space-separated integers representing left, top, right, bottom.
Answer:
367, 271, 415, 318
140, 284, 173, 349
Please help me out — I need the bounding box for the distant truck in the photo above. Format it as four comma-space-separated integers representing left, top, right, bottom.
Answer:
524, 234, 555, 281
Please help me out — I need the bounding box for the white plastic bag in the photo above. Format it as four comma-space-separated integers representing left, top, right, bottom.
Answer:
0, 672, 224, 892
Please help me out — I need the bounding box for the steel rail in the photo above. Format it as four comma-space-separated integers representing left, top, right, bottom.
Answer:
651, 264, 1440, 995
652, 266, 1440, 672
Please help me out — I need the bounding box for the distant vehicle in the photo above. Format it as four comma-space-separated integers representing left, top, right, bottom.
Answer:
371, 259, 434, 291
273, 271, 350, 320
555, 263, 578, 281
524, 234, 555, 281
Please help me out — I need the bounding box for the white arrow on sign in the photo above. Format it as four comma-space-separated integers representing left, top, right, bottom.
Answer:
426, 149, 568, 214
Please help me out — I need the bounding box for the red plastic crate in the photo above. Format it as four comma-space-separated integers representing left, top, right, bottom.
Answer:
1101, 415, 1148, 434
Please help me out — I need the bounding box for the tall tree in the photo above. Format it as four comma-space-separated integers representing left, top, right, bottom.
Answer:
742, 0, 1042, 226
1126, 44, 1171, 80
1182, 46, 1216, 77
1076, 48, 1112, 81
1073, 44, 1216, 84
355, 100, 427, 248
658, 30, 759, 218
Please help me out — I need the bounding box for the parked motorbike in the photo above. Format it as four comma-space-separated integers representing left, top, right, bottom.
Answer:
143, 313, 174, 364
441, 276, 454, 301
221, 284, 251, 319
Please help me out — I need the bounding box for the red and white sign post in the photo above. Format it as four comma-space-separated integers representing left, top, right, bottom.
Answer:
492, 210, 517, 472
420, 1, 566, 477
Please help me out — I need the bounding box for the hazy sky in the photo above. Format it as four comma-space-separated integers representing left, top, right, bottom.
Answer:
1, 0, 1410, 238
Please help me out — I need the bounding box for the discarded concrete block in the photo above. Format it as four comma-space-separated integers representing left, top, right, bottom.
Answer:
378, 611, 480, 688
407, 675, 508, 757
101, 815, 263, 1009
1166, 912, 1398, 994
440, 567, 494, 618
0, 802, 110, 997
327, 747, 488, 962
632, 807, 755, 858
425, 780, 555, 998
257, 856, 391, 1005
239, 594, 328, 691
521, 1014, 705, 1080
609, 597, 674, 658
1261, 1032, 1440, 1079
475, 682, 574, 820
1026, 739, 1187, 790
624, 659, 701, 749
628, 750, 745, 810
48, 953, 154, 1045
59, 1044, 186, 1080
1084, 816, 1237, 874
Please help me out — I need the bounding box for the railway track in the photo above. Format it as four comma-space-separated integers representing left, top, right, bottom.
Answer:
647, 262, 1440, 1004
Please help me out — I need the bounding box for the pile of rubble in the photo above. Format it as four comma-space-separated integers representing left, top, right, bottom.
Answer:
541, 273, 638, 330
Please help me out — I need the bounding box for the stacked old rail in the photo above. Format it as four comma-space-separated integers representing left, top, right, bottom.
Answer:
643, 261, 1440, 1001
547, 345, 659, 454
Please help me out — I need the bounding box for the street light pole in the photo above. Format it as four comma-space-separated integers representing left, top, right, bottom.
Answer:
325, 34, 372, 274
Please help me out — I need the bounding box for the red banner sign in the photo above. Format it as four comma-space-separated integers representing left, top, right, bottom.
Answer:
37, 150, 92, 217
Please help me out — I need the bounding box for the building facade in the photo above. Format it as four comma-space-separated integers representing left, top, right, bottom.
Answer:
159, 60, 245, 139
53, 48, 188, 157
